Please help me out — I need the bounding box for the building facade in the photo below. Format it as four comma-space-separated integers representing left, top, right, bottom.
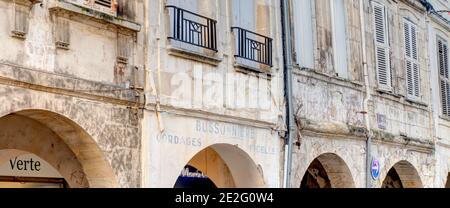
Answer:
1, 0, 450, 189
426, 0, 450, 188
289, 0, 450, 188
0, 0, 145, 188
141, 0, 285, 188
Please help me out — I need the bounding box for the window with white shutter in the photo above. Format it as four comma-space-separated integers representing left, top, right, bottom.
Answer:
293, 0, 315, 69
403, 19, 420, 100
332, 0, 349, 79
438, 37, 450, 117
95, 0, 112, 8
69, 0, 116, 16
372, 2, 392, 91
232, 0, 255, 30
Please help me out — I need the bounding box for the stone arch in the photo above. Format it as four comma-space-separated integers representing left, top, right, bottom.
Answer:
174, 143, 265, 188
382, 160, 423, 188
300, 153, 355, 188
446, 173, 450, 188
0, 110, 117, 188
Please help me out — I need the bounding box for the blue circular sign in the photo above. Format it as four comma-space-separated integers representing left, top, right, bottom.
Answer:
371, 158, 381, 180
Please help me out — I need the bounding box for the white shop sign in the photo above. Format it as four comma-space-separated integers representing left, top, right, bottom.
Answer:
0, 151, 63, 178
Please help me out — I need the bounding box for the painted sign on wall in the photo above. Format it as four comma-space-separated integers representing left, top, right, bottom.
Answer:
371, 158, 381, 180
0, 150, 63, 178
174, 165, 217, 188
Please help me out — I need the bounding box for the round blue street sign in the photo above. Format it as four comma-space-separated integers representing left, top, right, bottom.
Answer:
371, 158, 381, 180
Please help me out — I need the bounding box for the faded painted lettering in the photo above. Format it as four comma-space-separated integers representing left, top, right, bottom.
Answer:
156, 132, 202, 147
195, 120, 256, 140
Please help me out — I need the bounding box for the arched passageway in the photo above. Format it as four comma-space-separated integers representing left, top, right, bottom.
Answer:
382, 161, 423, 188
174, 144, 265, 188
0, 110, 117, 188
300, 153, 355, 188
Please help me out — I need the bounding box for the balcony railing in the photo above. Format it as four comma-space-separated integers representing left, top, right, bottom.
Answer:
232, 27, 273, 67
166, 6, 217, 52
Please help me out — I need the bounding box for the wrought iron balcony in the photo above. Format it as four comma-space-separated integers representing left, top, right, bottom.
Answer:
232, 27, 273, 67
166, 6, 217, 52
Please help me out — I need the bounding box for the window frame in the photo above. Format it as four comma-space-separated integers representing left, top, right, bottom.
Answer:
437, 36, 450, 118
372, 1, 393, 92
403, 18, 421, 101
68, 0, 117, 16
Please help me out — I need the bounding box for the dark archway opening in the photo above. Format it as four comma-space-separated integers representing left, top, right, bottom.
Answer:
173, 144, 265, 188
381, 168, 403, 188
381, 161, 422, 188
300, 159, 331, 188
300, 153, 354, 188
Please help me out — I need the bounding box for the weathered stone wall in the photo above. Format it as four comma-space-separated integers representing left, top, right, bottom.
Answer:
427, 1, 450, 187
364, 0, 432, 144
142, 112, 283, 188
0, 84, 142, 187
0, 0, 144, 188
142, 0, 285, 188
145, 0, 284, 124
291, 135, 366, 188
291, 0, 436, 187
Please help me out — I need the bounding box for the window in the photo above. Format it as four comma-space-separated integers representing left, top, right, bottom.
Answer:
232, 0, 255, 30
231, 0, 272, 67
403, 19, 420, 100
166, 0, 217, 51
69, 0, 116, 16
94, 0, 112, 8
11, 3, 29, 39
372, 2, 392, 91
332, 0, 349, 79
293, 0, 315, 69
438, 37, 450, 117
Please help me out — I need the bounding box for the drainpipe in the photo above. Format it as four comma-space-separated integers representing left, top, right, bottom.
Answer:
280, 0, 296, 188
359, 0, 373, 188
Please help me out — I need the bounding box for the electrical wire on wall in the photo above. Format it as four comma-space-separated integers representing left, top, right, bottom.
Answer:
420, 0, 450, 25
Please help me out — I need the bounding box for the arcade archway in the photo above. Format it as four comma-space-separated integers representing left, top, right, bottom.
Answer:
174, 144, 265, 188
0, 110, 117, 188
381, 160, 423, 188
300, 153, 355, 188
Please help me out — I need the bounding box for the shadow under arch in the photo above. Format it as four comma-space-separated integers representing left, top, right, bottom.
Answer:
300, 153, 355, 188
382, 160, 423, 188
0, 109, 118, 188
446, 173, 450, 188
174, 143, 265, 188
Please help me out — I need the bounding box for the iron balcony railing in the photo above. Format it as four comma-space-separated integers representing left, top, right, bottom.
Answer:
166, 6, 217, 52
232, 27, 273, 67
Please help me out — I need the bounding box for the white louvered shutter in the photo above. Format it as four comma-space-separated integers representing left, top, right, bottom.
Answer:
232, 0, 255, 30
95, 0, 112, 8
293, 0, 315, 69
404, 19, 420, 99
333, 0, 349, 79
373, 3, 392, 91
438, 38, 450, 117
